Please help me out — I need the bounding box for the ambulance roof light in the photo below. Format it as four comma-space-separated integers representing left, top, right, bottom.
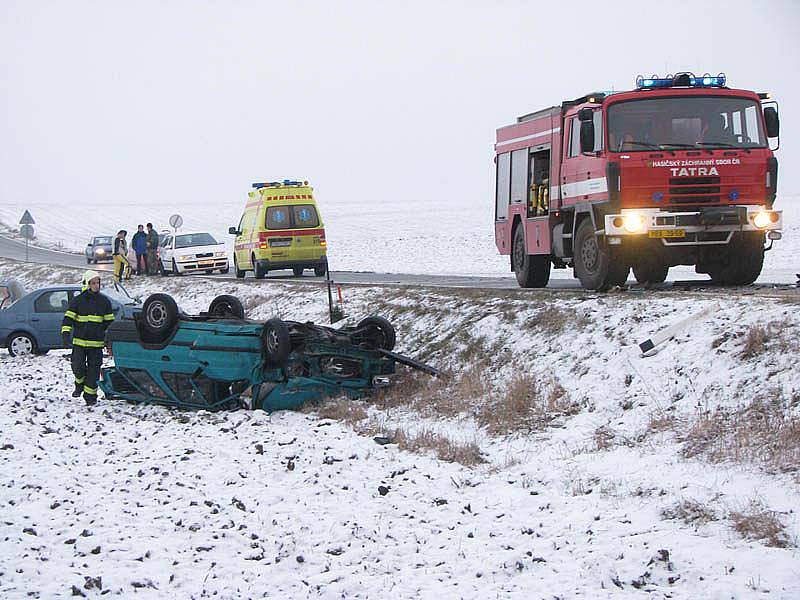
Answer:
635, 72, 726, 90
252, 180, 306, 189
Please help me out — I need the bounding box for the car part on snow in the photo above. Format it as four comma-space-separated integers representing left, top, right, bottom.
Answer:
638, 302, 720, 356
100, 293, 438, 412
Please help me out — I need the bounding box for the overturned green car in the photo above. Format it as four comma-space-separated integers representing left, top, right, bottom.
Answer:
99, 293, 437, 412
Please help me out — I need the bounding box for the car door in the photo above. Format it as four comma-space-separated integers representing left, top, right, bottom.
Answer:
161, 235, 173, 269
31, 289, 72, 348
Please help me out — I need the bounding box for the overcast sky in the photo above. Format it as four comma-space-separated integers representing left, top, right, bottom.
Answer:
1, 0, 798, 223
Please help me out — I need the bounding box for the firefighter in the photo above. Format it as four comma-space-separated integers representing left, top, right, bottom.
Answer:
61, 270, 115, 405
112, 230, 129, 283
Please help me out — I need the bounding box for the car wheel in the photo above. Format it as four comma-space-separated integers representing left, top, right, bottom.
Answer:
142, 293, 179, 342
8, 332, 36, 357
253, 255, 266, 279
234, 256, 245, 279
356, 316, 396, 351
292, 267, 304, 277
261, 318, 290, 366
172, 259, 182, 277
208, 294, 245, 319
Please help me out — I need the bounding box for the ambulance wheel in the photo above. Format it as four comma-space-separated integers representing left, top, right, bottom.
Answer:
234, 256, 245, 278
253, 255, 266, 279
512, 225, 550, 288
172, 259, 183, 276
208, 294, 245, 319
293, 267, 304, 277
142, 293, 179, 342
261, 319, 290, 366
574, 219, 629, 291
314, 261, 327, 277
356, 316, 396, 351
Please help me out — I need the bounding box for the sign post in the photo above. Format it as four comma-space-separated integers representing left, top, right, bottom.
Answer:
19, 210, 35, 263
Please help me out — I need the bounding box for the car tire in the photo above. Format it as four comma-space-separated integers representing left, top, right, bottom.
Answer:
234, 256, 245, 279
7, 332, 36, 357
261, 318, 290, 366
172, 259, 182, 277
205, 269, 214, 275
253, 255, 266, 279
208, 294, 245, 319
142, 293, 179, 342
293, 267, 304, 277
356, 316, 396, 351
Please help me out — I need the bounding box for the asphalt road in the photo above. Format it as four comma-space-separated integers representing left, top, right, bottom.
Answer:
2, 233, 797, 295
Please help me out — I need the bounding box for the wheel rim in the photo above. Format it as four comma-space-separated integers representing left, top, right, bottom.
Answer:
146, 302, 167, 328
10, 336, 33, 355
265, 328, 278, 353
581, 236, 599, 272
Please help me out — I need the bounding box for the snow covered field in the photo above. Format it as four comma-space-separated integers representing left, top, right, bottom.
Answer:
1, 192, 797, 283
0, 259, 799, 598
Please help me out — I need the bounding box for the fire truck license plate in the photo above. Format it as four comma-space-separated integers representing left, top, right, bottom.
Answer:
649, 229, 685, 239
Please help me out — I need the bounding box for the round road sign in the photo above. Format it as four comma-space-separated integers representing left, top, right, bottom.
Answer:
169, 214, 183, 229
20, 224, 35, 240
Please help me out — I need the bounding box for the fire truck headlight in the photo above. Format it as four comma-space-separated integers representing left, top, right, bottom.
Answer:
753, 212, 771, 229
623, 213, 645, 233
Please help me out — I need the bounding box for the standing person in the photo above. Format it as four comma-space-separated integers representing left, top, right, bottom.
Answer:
145, 223, 160, 275
112, 230, 129, 283
131, 224, 147, 275
61, 270, 114, 405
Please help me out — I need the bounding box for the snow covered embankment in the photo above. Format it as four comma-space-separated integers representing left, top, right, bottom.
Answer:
1, 259, 799, 598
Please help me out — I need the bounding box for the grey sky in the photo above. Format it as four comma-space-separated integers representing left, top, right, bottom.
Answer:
1, 0, 798, 219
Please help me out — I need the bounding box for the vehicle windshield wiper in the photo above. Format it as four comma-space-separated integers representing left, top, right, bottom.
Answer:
621, 140, 661, 150
695, 141, 751, 153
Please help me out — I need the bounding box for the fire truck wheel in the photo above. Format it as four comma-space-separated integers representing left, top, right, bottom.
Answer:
261, 318, 290, 366
142, 293, 179, 342
208, 294, 245, 319
512, 225, 551, 288
633, 263, 669, 284
709, 232, 764, 285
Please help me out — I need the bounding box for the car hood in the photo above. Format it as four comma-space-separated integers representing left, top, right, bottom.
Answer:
174, 244, 226, 255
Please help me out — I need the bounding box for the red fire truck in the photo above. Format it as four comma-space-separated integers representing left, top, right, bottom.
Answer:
494, 72, 782, 290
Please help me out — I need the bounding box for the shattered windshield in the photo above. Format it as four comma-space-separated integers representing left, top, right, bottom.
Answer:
607, 96, 766, 152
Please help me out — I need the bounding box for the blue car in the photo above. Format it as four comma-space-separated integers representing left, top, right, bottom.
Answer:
0, 283, 141, 356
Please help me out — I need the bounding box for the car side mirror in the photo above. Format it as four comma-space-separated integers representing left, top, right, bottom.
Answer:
764, 106, 779, 138
580, 120, 595, 154
228, 227, 240, 235
87, 243, 93, 247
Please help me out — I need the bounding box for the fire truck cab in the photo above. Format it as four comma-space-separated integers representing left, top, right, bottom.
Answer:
494, 72, 782, 290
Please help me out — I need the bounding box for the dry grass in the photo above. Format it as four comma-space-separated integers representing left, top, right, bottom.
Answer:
661, 499, 718, 526
309, 397, 368, 425
476, 373, 579, 435
730, 499, 792, 548
681, 398, 800, 476
522, 306, 592, 335
740, 325, 768, 359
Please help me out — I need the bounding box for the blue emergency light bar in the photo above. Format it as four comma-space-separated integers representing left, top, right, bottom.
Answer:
636, 72, 726, 90
252, 180, 305, 189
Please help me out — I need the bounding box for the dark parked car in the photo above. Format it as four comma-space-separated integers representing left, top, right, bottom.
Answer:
0, 283, 141, 356
85, 236, 114, 264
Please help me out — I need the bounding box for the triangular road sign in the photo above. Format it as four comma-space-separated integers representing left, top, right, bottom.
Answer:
20, 210, 35, 225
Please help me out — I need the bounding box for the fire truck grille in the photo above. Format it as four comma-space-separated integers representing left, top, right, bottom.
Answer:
668, 176, 721, 204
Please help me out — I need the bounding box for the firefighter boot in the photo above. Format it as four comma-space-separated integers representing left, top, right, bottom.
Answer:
83, 385, 98, 406
72, 377, 85, 398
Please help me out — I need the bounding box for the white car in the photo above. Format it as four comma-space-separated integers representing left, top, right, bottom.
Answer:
158, 232, 229, 276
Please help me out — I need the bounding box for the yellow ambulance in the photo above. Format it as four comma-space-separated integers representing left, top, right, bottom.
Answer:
229, 180, 328, 278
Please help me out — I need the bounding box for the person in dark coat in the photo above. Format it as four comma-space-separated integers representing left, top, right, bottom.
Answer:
145, 223, 160, 275
61, 270, 115, 405
131, 224, 148, 275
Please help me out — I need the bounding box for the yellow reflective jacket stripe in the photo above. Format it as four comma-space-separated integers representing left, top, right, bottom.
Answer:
61, 325, 73, 333
73, 314, 104, 323
64, 310, 77, 320
73, 338, 105, 348
103, 313, 115, 321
